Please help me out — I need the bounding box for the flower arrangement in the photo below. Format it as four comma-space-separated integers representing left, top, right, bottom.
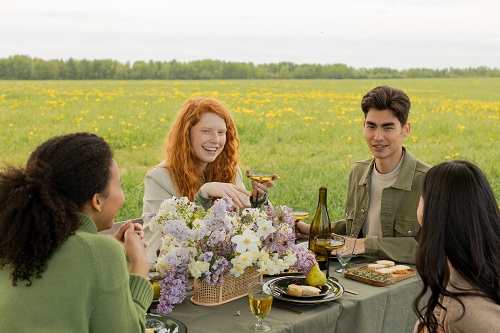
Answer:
148, 196, 317, 314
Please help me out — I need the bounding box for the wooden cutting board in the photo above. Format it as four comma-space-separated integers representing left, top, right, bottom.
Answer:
344, 265, 416, 286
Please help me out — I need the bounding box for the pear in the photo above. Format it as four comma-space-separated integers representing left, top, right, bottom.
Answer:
152, 281, 161, 300
305, 264, 327, 287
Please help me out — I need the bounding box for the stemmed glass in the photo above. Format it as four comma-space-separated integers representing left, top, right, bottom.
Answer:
336, 236, 356, 274
314, 234, 344, 278
246, 170, 275, 208
248, 282, 273, 332
291, 207, 310, 243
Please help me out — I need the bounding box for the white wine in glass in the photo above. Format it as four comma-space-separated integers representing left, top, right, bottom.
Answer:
314, 234, 345, 278
248, 282, 272, 332
292, 209, 310, 221
247, 174, 274, 183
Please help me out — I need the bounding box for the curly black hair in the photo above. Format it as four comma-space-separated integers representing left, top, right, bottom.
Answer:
0, 133, 113, 286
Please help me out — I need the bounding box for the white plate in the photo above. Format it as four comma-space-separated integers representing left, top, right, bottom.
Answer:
264, 275, 344, 304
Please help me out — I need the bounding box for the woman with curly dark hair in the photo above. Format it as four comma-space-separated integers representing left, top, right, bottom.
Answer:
0, 133, 153, 332
142, 97, 277, 264
413, 160, 500, 333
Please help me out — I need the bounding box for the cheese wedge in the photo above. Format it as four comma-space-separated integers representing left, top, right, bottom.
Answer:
287, 284, 321, 296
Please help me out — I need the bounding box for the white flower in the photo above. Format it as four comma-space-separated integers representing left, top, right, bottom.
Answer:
189, 260, 210, 279
192, 218, 205, 229
280, 225, 293, 233
233, 251, 255, 268
283, 251, 297, 267
231, 229, 260, 253
263, 261, 281, 275
230, 261, 246, 277
256, 220, 276, 239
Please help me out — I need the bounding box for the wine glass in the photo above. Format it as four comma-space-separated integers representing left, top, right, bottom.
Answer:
291, 207, 310, 243
246, 170, 275, 208
248, 281, 272, 332
336, 236, 356, 274
314, 234, 344, 278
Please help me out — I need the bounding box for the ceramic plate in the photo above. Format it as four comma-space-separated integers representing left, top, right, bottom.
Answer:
145, 313, 187, 333
264, 276, 344, 304
270, 277, 329, 299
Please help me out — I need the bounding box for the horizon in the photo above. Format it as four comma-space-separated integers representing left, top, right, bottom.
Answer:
2, 55, 499, 71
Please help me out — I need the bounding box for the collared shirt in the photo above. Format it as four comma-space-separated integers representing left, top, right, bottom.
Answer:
332, 147, 431, 264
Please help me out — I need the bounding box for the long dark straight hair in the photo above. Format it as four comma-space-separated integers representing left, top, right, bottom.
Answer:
413, 160, 500, 333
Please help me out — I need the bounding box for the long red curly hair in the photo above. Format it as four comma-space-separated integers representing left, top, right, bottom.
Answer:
164, 97, 240, 201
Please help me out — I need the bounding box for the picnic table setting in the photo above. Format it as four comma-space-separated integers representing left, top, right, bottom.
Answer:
141, 190, 423, 333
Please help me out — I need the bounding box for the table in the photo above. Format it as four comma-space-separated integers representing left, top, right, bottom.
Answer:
151, 257, 423, 333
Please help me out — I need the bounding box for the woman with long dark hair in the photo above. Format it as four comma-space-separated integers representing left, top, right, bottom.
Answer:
0, 133, 153, 332
413, 160, 500, 333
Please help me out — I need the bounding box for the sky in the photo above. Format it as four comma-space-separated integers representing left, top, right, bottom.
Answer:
1, 0, 499, 70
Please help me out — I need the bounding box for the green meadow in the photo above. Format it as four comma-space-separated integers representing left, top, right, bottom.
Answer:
1, 78, 499, 222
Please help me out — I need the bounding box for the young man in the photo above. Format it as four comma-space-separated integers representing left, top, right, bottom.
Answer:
297, 85, 430, 264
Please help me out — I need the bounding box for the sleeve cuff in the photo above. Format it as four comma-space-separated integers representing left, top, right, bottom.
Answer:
365, 235, 378, 255
129, 273, 153, 310
194, 191, 213, 210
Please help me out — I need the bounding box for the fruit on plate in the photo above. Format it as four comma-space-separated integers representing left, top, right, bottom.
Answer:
152, 280, 161, 300
305, 264, 327, 287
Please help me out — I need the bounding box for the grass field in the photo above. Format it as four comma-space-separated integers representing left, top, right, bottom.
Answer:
1, 78, 499, 222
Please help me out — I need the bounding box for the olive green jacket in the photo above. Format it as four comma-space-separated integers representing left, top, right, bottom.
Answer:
332, 147, 431, 264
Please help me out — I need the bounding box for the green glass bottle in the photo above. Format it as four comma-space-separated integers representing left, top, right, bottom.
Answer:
308, 186, 331, 270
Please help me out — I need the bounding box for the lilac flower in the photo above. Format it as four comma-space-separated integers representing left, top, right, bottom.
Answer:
156, 267, 189, 315
162, 219, 193, 243
153, 197, 318, 313
199, 251, 213, 262
289, 243, 316, 275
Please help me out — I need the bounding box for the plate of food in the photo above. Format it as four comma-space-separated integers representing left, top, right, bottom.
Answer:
145, 313, 187, 333
264, 276, 344, 304
271, 277, 328, 299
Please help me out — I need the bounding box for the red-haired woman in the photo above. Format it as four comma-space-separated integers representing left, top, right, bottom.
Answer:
143, 97, 277, 263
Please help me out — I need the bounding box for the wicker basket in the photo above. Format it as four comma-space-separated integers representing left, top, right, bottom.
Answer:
191, 265, 262, 306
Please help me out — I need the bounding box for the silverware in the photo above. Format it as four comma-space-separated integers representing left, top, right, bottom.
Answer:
344, 289, 358, 295
273, 304, 304, 315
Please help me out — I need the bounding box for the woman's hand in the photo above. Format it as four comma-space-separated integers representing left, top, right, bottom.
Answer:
199, 182, 252, 208
122, 222, 150, 277
111, 220, 144, 244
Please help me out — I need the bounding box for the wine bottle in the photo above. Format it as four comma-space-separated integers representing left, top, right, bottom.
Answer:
308, 186, 331, 270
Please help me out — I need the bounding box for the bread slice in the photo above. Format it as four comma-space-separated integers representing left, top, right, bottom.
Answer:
392, 265, 411, 274
367, 263, 386, 271
375, 267, 395, 274
375, 260, 395, 267
287, 284, 321, 296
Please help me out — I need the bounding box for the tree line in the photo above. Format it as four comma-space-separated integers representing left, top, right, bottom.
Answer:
1, 55, 499, 80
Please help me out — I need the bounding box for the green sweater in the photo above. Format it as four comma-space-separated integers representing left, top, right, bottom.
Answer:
0, 214, 153, 332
